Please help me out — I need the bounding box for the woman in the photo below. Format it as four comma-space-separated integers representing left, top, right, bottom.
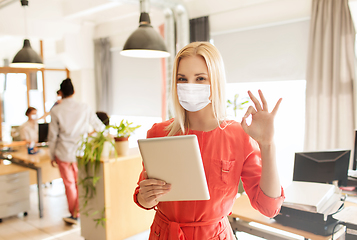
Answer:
19, 107, 39, 143
19, 107, 50, 144
134, 42, 285, 239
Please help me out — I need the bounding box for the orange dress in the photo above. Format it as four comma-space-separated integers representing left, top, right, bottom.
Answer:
134, 119, 285, 240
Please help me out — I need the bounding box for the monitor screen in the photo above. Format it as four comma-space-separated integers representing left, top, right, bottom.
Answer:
38, 123, 49, 143
293, 150, 350, 187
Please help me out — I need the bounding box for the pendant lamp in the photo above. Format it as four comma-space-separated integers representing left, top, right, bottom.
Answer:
10, 0, 44, 68
120, 0, 170, 58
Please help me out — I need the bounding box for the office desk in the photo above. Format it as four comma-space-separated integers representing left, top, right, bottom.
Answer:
1, 147, 60, 218
229, 194, 352, 240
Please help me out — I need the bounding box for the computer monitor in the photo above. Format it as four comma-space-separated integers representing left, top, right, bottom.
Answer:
38, 123, 49, 143
293, 150, 351, 186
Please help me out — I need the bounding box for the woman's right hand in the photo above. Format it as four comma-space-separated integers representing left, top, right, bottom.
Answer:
137, 171, 171, 209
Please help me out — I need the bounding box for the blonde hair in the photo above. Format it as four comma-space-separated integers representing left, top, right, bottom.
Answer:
167, 42, 227, 136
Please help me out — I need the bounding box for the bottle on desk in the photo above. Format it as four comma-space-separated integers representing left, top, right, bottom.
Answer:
27, 141, 38, 155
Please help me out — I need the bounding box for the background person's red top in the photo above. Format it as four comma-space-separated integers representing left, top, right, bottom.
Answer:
134, 119, 285, 240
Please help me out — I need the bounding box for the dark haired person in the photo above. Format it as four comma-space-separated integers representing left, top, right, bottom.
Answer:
96, 111, 110, 126
19, 107, 39, 143
48, 78, 104, 225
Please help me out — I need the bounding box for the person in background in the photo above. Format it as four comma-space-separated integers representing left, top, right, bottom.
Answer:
96, 111, 110, 126
134, 42, 285, 239
19, 107, 48, 144
36, 90, 63, 122
40, 90, 63, 121
19, 107, 39, 144
53, 90, 62, 107
48, 78, 104, 225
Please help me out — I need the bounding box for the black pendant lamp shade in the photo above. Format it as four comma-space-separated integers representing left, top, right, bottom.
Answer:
10, 0, 44, 68
121, 12, 170, 58
11, 39, 44, 68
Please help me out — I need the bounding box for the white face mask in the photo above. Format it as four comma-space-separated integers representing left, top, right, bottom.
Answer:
177, 83, 211, 112
30, 114, 38, 120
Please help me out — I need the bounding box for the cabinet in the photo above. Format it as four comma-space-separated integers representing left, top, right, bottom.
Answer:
0, 171, 30, 221
79, 149, 155, 240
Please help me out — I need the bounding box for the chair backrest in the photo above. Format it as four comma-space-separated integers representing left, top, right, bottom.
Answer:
11, 126, 21, 141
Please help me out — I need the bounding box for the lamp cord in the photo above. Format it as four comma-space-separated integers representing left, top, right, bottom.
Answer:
23, 6, 28, 38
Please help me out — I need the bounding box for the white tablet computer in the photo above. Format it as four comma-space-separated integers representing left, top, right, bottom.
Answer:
137, 135, 210, 202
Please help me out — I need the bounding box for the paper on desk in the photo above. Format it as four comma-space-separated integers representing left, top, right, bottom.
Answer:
345, 196, 357, 204
333, 206, 357, 225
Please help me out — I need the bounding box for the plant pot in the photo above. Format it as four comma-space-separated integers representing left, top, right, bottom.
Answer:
101, 141, 114, 158
114, 137, 129, 156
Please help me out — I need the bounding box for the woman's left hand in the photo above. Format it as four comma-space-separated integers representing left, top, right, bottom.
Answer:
241, 90, 282, 146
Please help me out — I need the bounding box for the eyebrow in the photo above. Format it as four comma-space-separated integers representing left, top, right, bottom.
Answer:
177, 73, 208, 76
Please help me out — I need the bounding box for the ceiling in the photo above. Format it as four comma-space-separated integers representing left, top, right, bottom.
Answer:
1, 0, 357, 68
2, 0, 357, 43
0, 0, 313, 40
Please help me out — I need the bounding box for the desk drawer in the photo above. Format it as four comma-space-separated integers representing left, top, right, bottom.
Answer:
0, 199, 30, 219
0, 186, 29, 205
0, 171, 29, 191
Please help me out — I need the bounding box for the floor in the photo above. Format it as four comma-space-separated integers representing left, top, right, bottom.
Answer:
0, 179, 83, 240
0, 180, 154, 240
0, 179, 265, 240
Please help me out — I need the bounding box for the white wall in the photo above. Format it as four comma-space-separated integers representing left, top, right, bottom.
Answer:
213, 20, 310, 83
111, 51, 162, 117
59, 23, 97, 109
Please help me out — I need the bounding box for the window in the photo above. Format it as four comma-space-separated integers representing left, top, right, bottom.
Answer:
0, 73, 28, 141
226, 80, 306, 186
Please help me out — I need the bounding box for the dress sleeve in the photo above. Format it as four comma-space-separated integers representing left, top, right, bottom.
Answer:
133, 164, 156, 210
241, 135, 285, 218
133, 123, 158, 210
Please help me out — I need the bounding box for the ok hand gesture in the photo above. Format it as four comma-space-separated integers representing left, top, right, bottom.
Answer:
241, 90, 282, 146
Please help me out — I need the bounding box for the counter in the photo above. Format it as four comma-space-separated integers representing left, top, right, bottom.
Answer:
79, 148, 155, 240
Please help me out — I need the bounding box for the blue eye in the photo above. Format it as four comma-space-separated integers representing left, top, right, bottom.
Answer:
197, 77, 206, 81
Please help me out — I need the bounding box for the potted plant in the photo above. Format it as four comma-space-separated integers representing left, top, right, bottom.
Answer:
109, 119, 141, 156
227, 93, 249, 118
76, 126, 115, 227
